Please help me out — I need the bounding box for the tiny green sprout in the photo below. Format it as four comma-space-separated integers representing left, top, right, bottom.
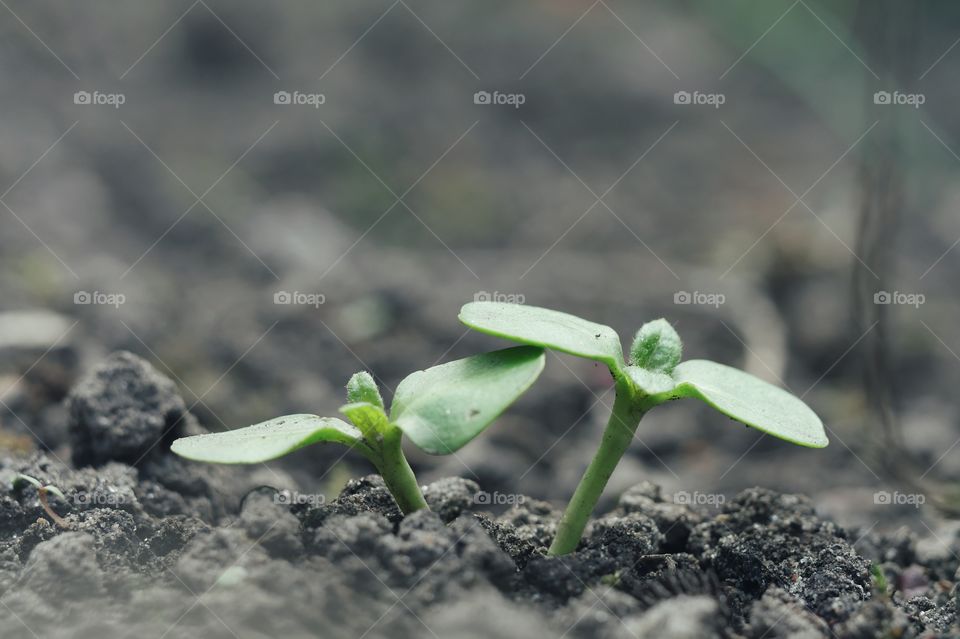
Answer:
870, 564, 888, 595
171, 346, 545, 515
14, 473, 70, 528
459, 302, 828, 556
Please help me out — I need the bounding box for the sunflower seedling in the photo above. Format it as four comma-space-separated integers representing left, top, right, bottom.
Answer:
459, 302, 828, 555
14, 473, 69, 528
171, 346, 545, 514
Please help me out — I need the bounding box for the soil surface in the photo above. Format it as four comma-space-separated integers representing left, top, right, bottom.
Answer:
0, 352, 956, 638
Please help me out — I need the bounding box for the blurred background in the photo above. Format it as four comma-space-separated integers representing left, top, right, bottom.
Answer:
0, 0, 958, 532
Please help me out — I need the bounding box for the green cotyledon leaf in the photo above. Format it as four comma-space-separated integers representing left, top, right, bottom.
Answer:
667, 360, 828, 448
390, 346, 545, 454
459, 302, 625, 371
339, 401, 390, 438
624, 366, 677, 396
170, 414, 371, 463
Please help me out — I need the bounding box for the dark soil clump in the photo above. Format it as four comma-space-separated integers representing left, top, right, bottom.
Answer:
0, 352, 955, 638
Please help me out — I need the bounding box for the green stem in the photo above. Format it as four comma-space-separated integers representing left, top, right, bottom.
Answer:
373, 427, 428, 515
548, 383, 647, 555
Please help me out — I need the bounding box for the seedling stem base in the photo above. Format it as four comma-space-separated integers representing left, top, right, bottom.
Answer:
548, 381, 649, 555
372, 427, 428, 514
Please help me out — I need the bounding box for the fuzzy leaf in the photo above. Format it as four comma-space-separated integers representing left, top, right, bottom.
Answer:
624, 366, 677, 396
630, 319, 681, 373
170, 414, 367, 463
339, 402, 390, 437
346, 372, 385, 410
390, 346, 545, 454
459, 302, 624, 370
671, 360, 828, 448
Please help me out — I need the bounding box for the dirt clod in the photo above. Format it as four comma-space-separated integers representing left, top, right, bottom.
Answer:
68, 351, 195, 467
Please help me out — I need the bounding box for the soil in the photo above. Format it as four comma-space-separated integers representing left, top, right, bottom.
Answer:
0, 352, 955, 638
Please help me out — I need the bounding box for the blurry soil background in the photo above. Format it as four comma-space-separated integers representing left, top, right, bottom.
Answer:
2, 1, 960, 637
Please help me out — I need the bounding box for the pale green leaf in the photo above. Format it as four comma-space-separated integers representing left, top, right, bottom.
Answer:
346, 372, 385, 410
339, 402, 390, 437
629, 319, 681, 373
459, 302, 624, 369
670, 360, 828, 448
390, 346, 545, 454
43, 485, 66, 500
13, 474, 42, 490
170, 414, 368, 463
624, 366, 677, 396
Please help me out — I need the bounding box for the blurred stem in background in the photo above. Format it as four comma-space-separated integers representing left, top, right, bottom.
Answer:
853, 0, 915, 460
852, 1, 960, 513
702, 0, 960, 508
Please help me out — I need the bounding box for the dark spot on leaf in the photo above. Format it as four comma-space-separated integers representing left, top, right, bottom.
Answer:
595, 333, 601, 338
469, 409, 480, 417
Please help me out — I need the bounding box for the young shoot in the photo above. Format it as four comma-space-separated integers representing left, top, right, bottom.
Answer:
171, 346, 545, 515
14, 473, 69, 528
459, 301, 827, 556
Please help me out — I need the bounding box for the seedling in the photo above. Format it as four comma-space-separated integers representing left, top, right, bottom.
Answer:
870, 564, 889, 596
171, 346, 545, 514
14, 473, 69, 528
459, 302, 828, 555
